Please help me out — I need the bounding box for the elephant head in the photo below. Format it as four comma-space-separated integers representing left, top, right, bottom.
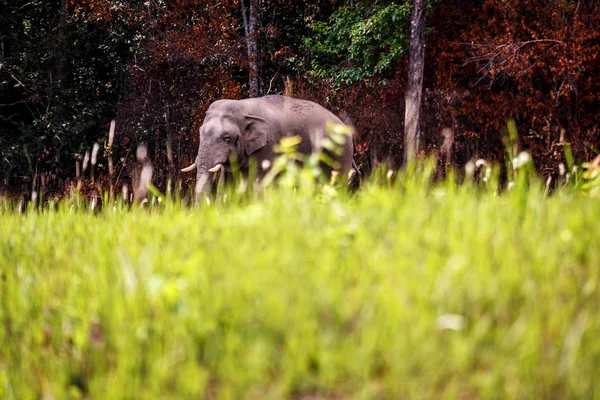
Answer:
181, 103, 270, 196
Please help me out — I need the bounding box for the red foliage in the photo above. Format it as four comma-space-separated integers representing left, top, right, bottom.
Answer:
68, 0, 600, 190
70, 0, 244, 190
292, 0, 600, 176
426, 0, 600, 173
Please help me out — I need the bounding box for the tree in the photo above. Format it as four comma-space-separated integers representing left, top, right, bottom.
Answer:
304, 1, 411, 85
241, 0, 260, 97
425, 0, 600, 170
69, 0, 243, 190
403, 0, 427, 164
0, 0, 130, 193
3, 0, 599, 195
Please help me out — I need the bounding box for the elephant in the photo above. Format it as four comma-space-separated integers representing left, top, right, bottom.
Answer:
181, 95, 355, 196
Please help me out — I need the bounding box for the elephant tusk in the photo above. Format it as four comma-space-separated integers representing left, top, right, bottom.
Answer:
348, 169, 357, 181
208, 164, 224, 173
181, 163, 197, 172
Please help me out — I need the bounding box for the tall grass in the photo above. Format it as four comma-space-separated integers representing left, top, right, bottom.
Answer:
1, 161, 600, 399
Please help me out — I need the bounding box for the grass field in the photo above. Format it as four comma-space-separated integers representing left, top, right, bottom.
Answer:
1, 164, 600, 399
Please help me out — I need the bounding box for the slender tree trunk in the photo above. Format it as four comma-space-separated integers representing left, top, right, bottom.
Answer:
403, 0, 428, 164
55, 0, 71, 118
164, 106, 175, 176
53, 0, 71, 167
241, 0, 260, 97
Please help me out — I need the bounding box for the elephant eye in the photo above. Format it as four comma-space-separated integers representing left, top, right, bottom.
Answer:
223, 136, 232, 143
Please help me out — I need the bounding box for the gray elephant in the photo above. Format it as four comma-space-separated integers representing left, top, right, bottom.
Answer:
181, 95, 355, 195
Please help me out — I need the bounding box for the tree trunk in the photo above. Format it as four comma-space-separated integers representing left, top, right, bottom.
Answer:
55, 0, 71, 118
52, 0, 71, 167
403, 0, 428, 164
241, 0, 260, 97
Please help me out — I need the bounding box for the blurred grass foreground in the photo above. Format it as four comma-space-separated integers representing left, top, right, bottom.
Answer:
1, 163, 600, 399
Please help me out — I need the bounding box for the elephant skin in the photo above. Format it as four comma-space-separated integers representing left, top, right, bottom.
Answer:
182, 95, 354, 196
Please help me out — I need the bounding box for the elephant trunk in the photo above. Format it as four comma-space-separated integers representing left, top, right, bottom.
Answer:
195, 167, 214, 199
192, 141, 230, 200
194, 149, 224, 199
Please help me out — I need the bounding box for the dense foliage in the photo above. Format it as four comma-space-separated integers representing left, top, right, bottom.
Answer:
305, 1, 411, 84
0, 0, 130, 191
425, 0, 600, 170
1, 0, 599, 195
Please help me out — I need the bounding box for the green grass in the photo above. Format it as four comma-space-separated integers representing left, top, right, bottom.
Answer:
1, 166, 600, 399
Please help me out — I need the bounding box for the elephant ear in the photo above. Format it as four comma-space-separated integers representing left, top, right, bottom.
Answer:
242, 115, 269, 155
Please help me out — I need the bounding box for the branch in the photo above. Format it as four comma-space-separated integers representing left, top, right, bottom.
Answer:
265, 69, 279, 95
463, 39, 566, 86
8, 71, 27, 91
0, 100, 26, 107
240, 0, 249, 38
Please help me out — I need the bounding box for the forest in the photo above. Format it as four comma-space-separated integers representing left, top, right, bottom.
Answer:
1, 0, 599, 196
